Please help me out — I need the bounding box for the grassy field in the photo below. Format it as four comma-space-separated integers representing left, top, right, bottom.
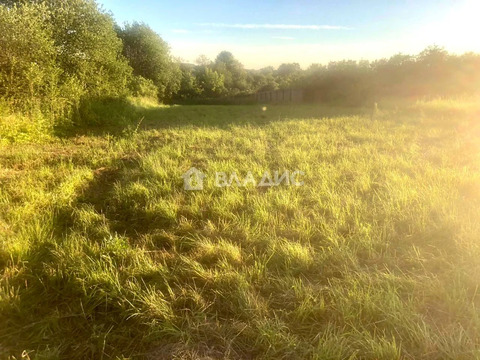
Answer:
1, 100, 480, 359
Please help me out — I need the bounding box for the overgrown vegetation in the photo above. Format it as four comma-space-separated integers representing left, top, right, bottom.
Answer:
1, 0, 480, 358
174, 46, 480, 104
117, 22, 181, 101
1, 99, 480, 358
0, 0, 178, 140
1, 0, 480, 141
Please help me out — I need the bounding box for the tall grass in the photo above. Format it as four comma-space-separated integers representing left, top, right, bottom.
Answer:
0, 96, 159, 143
0, 99, 480, 359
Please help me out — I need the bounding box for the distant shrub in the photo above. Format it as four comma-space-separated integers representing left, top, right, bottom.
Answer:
129, 76, 159, 99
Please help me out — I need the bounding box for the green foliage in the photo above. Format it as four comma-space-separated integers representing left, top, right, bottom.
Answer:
117, 22, 180, 102
176, 65, 203, 99
251, 66, 279, 92
128, 75, 158, 99
0, 0, 133, 133
44, 0, 131, 97
300, 46, 480, 104
0, 101, 53, 143
1, 0, 480, 138
0, 3, 60, 113
213, 51, 249, 95
76, 96, 142, 127
197, 67, 226, 97
303, 60, 375, 105
174, 47, 480, 104
276, 62, 302, 89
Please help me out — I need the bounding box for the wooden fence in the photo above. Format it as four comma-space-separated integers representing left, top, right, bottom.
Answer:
254, 89, 304, 103
176, 89, 305, 105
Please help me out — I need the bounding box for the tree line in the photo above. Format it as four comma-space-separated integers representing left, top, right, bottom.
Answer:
180, 47, 480, 105
1, 0, 479, 128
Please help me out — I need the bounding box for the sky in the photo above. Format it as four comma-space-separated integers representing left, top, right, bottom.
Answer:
98, 0, 480, 69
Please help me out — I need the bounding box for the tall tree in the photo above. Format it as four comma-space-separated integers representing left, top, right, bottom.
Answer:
0, 2, 59, 110
176, 64, 202, 99
118, 22, 180, 101
197, 67, 225, 97
214, 51, 248, 95
47, 0, 131, 96
276, 63, 302, 89
1, 0, 132, 99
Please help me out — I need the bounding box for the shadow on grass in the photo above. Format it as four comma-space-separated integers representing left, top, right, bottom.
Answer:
76, 156, 177, 239
142, 104, 365, 129
54, 96, 146, 138
58, 97, 367, 139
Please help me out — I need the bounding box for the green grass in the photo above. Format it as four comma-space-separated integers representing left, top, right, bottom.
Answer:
1, 99, 480, 359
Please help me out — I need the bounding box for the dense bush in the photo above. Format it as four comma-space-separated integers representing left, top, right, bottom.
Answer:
117, 22, 181, 102
76, 96, 141, 127
128, 75, 159, 99
213, 51, 249, 95
0, 3, 62, 114
0, 0, 134, 134
44, 0, 132, 98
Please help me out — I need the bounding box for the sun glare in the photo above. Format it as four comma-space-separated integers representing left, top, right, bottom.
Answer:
431, 0, 480, 52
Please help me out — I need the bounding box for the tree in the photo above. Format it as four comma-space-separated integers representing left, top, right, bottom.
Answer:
0, 0, 135, 127
45, 0, 131, 97
176, 64, 202, 99
0, 2, 60, 111
1, 0, 132, 96
250, 67, 278, 92
118, 22, 180, 101
214, 51, 248, 95
195, 55, 212, 66
276, 63, 302, 89
196, 67, 225, 97
374, 54, 416, 96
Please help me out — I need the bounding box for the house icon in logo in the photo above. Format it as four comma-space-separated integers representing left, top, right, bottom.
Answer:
181, 167, 206, 190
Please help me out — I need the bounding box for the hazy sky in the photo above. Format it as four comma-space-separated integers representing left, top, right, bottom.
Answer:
99, 0, 480, 69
